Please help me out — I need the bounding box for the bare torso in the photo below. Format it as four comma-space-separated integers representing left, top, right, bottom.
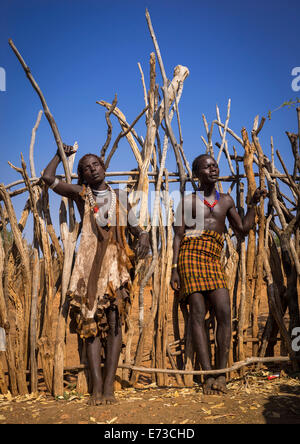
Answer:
177, 191, 234, 235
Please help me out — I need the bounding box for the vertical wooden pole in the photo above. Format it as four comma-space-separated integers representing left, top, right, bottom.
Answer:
251, 120, 266, 356
29, 249, 39, 393
241, 128, 257, 331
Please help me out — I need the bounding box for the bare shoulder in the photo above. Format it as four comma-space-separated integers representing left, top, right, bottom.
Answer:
220, 193, 235, 209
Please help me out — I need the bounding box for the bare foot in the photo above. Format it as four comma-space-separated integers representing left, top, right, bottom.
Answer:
212, 375, 227, 394
101, 394, 117, 405
203, 377, 216, 395
88, 392, 103, 406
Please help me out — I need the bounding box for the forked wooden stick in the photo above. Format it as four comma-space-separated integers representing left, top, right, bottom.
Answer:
8, 39, 71, 184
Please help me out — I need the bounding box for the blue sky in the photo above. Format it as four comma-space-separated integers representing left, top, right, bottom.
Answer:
0, 0, 299, 236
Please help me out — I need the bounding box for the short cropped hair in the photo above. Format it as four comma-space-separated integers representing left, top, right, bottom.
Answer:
77, 154, 106, 185
192, 154, 214, 177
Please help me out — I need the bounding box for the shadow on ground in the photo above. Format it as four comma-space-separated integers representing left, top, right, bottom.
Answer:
263, 382, 300, 424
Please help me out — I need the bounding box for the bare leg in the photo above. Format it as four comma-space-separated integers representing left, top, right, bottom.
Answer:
208, 288, 231, 394
86, 336, 103, 405
102, 307, 122, 404
187, 292, 215, 395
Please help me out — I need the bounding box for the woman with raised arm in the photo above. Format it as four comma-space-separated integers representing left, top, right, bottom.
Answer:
43, 144, 150, 405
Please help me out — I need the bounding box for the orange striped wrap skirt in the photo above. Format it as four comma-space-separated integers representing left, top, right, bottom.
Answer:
178, 230, 228, 300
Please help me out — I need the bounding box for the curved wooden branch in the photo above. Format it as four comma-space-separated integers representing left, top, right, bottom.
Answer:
9, 39, 71, 184
145, 9, 188, 192
100, 94, 118, 160
69, 355, 300, 376
105, 105, 149, 169
29, 110, 43, 178
9, 39, 76, 233
97, 100, 144, 166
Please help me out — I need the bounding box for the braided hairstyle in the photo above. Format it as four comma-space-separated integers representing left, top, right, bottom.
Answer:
77, 153, 106, 185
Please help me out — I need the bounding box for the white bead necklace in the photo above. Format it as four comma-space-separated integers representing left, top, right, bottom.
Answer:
86, 185, 116, 228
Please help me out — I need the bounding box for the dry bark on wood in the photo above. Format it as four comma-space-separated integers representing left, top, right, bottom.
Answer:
263, 249, 299, 371
29, 249, 39, 393
251, 119, 266, 357
0, 185, 30, 395
3, 24, 300, 396
0, 236, 8, 394
53, 148, 79, 397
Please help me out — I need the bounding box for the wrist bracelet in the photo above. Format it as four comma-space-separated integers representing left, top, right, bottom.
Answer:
171, 264, 178, 269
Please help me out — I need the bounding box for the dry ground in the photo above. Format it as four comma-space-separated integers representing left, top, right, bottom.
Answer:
1, 287, 299, 425
0, 370, 299, 425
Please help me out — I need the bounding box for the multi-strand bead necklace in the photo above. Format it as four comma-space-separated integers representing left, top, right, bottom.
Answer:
86, 185, 116, 228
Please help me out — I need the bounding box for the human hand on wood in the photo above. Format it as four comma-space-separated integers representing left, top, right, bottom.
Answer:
249, 188, 267, 206
57, 143, 77, 158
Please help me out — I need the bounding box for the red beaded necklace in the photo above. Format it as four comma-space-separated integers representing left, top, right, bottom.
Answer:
197, 190, 220, 212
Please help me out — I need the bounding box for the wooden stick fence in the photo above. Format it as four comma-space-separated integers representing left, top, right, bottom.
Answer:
0, 9, 299, 396
65, 355, 300, 377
